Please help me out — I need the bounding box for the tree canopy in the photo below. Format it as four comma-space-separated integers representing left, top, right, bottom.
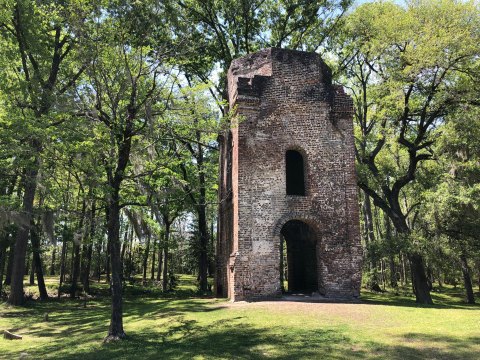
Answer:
0, 0, 479, 343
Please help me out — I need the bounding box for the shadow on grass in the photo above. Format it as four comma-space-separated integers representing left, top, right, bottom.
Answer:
3, 295, 358, 359
1, 296, 225, 352
31, 321, 366, 360
372, 332, 480, 360
22, 318, 480, 360
2, 278, 479, 360
2, 294, 480, 360
358, 289, 480, 310
123, 296, 225, 322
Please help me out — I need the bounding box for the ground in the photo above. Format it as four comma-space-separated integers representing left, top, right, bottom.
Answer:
0, 276, 479, 359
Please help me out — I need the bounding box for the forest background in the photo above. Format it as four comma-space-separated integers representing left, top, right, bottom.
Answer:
0, 0, 479, 342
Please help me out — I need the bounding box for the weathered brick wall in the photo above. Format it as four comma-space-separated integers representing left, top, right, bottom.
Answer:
216, 48, 362, 301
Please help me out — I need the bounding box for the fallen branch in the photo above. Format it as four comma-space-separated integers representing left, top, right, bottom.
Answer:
4, 330, 22, 340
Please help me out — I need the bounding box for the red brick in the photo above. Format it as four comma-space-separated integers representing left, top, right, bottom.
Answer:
216, 48, 362, 301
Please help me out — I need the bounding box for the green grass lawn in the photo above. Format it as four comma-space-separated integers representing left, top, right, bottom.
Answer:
1, 276, 479, 359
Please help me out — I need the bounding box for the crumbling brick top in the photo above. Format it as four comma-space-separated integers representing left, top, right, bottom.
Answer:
228, 48, 333, 107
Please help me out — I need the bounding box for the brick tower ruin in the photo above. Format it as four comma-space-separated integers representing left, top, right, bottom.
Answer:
216, 48, 362, 301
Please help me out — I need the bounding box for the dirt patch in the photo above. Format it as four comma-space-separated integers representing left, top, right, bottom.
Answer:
217, 299, 393, 325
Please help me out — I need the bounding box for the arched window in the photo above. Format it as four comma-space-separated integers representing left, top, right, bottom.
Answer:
286, 150, 305, 196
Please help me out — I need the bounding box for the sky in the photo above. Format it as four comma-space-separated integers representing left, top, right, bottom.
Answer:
354, 0, 406, 6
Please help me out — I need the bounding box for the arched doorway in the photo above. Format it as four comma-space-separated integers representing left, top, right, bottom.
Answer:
280, 220, 318, 293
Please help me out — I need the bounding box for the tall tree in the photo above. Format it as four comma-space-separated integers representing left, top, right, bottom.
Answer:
423, 103, 480, 304
167, 83, 222, 291
332, 0, 480, 303
77, 2, 174, 340
0, 1, 90, 305
168, 0, 352, 101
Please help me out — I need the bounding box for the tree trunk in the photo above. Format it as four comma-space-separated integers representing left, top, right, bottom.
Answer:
9, 156, 39, 305
104, 121, 132, 340
363, 193, 381, 290
1, 181, 15, 293
71, 201, 86, 298
156, 244, 163, 282
69, 238, 76, 283
194, 136, 210, 293
59, 235, 67, 297
197, 203, 209, 292
162, 221, 171, 292
363, 192, 376, 244
208, 219, 215, 277
460, 253, 475, 304
0, 242, 7, 294
477, 259, 480, 292
437, 269, 443, 288
105, 189, 126, 340
70, 242, 81, 298
400, 252, 407, 286
150, 236, 156, 280
381, 260, 387, 290
81, 240, 89, 287
96, 238, 102, 282
389, 255, 397, 289
409, 253, 433, 304
83, 243, 93, 293
5, 243, 15, 286
64, 239, 69, 283
162, 247, 168, 291
126, 226, 134, 280
120, 223, 128, 279
426, 265, 433, 291
29, 252, 35, 286
50, 246, 56, 276
82, 202, 95, 294
142, 231, 151, 284
105, 237, 111, 283
384, 215, 397, 289
30, 223, 48, 300
389, 212, 432, 304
